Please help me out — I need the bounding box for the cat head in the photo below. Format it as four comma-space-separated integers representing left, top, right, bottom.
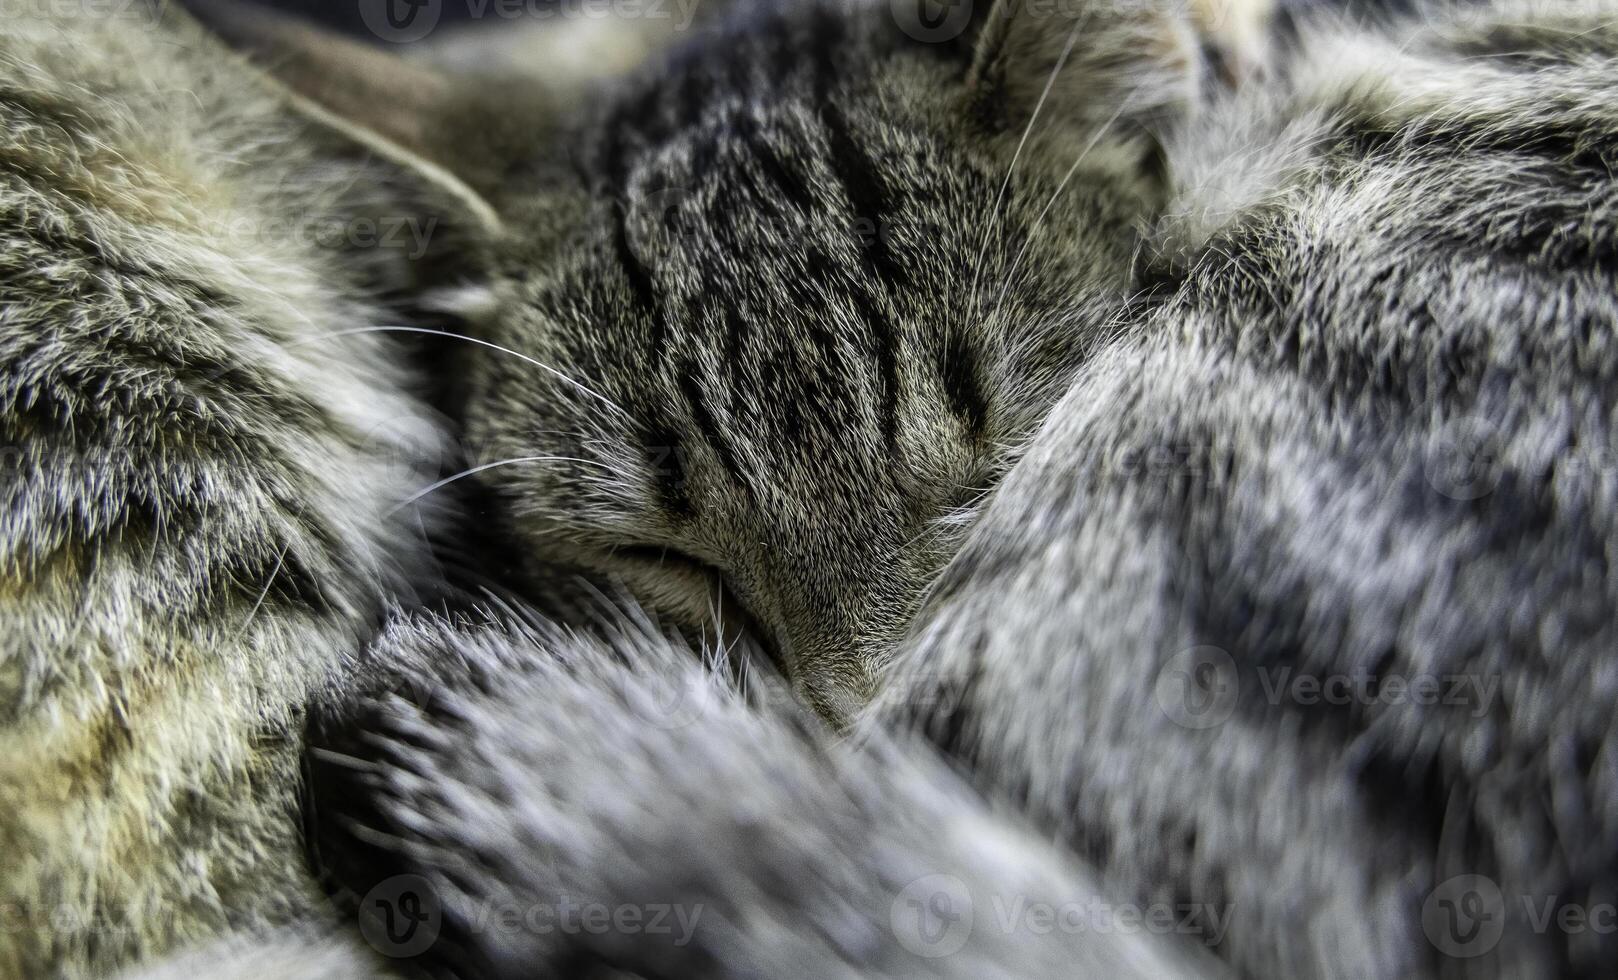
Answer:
198, 0, 1255, 725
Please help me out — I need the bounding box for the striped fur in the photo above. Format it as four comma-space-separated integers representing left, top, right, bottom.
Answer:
0, 5, 465, 975
461, 0, 1191, 722
341, 0, 1618, 977
12, 0, 1618, 978
880, 3, 1618, 977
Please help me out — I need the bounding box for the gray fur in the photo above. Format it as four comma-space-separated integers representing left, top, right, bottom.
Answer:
429, 0, 1618, 976
455, 0, 1200, 723
310, 607, 1224, 979
881, 3, 1618, 977
8, 0, 1618, 978
0, 5, 459, 974
115, 929, 392, 980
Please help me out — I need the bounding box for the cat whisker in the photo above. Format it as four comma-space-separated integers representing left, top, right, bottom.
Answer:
968, 14, 1091, 330
985, 97, 1132, 332
390, 455, 620, 515
238, 540, 290, 635
287, 326, 634, 425
707, 581, 741, 684
887, 498, 986, 565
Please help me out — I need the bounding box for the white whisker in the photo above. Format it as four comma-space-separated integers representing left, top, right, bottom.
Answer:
390, 455, 617, 515
968, 15, 1091, 328
289, 326, 633, 424
986, 98, 1132, 330
239, 540, 289, 635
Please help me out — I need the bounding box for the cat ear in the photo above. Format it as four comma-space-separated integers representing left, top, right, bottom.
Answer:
951, 0, 1269, 157
180, 0, 505, 233
179, 1, 682, 228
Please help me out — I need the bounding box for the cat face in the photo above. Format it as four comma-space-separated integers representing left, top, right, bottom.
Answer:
457, 1, 1204, 723
200, 0, 1220, 724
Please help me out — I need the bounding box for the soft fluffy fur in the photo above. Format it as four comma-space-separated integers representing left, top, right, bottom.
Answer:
883, 4, 1618, 977
6, 0, 1618, 978
0, 5, 472, 974
316, 1, 1618, 977
309, 607, 1225, 979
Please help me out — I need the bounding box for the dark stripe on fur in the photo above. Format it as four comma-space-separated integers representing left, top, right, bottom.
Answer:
818, 103, 911, 288
736, 112, 816, 216
940, 328, 988, 437
677, 367, 757, 502
611, 202, 666, 352
642, 420, 696, 519
848, 280, 901, 450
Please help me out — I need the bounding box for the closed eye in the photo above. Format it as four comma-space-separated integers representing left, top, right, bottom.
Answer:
608, 543, 788, 679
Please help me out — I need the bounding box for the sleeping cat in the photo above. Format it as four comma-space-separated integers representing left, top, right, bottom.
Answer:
1, 0, 1229, 975
7, 0, 1618, 977
289, 0, 1618, 977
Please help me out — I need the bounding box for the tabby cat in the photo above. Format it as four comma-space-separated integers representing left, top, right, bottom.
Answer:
4, 0, 1616, 978
0, 5, 451, 974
